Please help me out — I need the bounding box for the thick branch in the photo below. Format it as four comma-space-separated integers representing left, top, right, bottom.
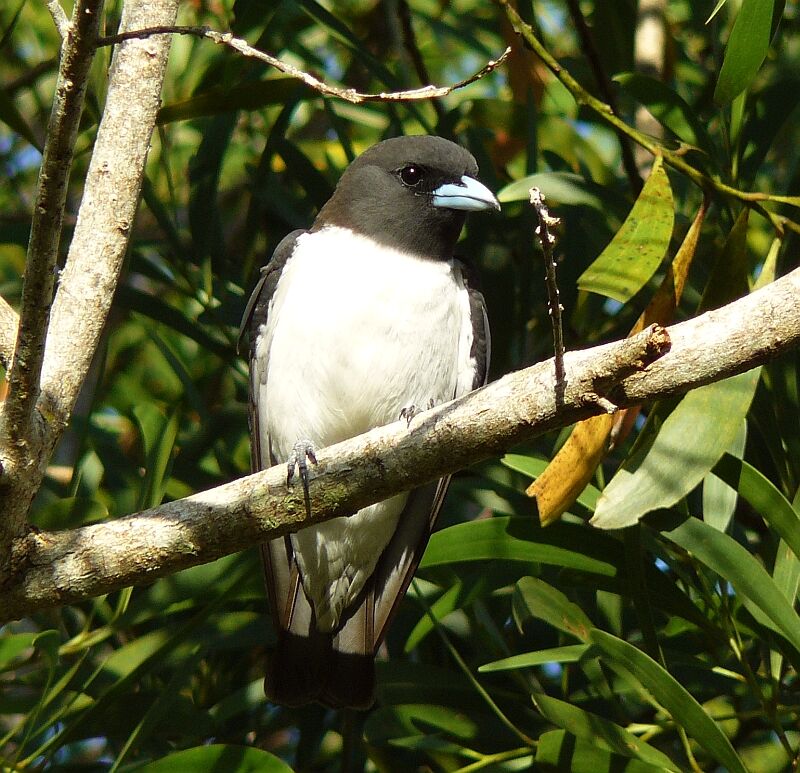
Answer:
0, 0, 103, 548
3, 266, 800, 620
97, 26, 511, 104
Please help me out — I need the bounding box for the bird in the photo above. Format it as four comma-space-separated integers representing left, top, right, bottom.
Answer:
241, 135, 498, 709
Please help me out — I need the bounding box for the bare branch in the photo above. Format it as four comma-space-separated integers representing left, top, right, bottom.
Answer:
3, 265, 800, 620
46, 0, 71, 40
0, 0, 103, 552
97, 25, 511, 104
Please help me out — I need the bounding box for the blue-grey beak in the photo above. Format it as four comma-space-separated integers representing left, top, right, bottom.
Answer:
432, 175, 500, 212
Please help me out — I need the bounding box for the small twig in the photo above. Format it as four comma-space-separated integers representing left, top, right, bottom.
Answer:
46, 0, 71, 40
529, 187, 565, 400
96, 25, 511, 104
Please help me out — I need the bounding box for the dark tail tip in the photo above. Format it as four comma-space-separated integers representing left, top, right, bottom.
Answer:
265, 630, 376, 710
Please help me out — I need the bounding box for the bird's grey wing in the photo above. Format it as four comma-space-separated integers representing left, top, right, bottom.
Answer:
369, 258, 491, 650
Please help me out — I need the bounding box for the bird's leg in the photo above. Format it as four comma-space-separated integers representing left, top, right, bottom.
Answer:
399, 405, 418, 426
287, 439, 318, 519
399, 398, 436, 427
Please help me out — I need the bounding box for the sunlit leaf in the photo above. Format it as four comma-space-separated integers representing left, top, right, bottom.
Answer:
592, 368, 760, 529
577, 155, 674, 303
714, 0, 776, 105
480, 644, 590, 672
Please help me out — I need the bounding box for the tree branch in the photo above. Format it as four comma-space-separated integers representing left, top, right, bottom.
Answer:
0, 0, 103, 554
96, 25, 511, 104
0, 0, 179, 563
3, 265, 800, 621
46, 0, 71, 40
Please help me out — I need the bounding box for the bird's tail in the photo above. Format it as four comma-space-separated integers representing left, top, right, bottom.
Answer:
264, 582, 376, 710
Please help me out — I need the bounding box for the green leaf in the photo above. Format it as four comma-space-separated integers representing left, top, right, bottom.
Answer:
591, 369, 760, 529
702, 420, 747, 533
0, 633, 37, 671
712, 453, 800, 560
404, 575, 488, 652
614, 73, 711, 151
577, 156, 674, 303
420, 518, 617, 577
497, 172, 610, 210
533, 693, 682, 771
513, 576, 595, 641
133, 405, 180, 510
714, 0, 776, 105
589, 630, 748, 773
662, 516, 800, 654
535, 729, 668, 772
480, 644, 590, 672
134, 745, 293, 772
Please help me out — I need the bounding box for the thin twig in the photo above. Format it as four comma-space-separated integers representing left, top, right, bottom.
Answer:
46, 0, 70, 40
529, 187, 565, 401
96, 25, 511, 104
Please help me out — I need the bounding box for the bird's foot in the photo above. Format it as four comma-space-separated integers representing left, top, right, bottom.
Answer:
287, 439, 318, 519
399, 399, 436, 427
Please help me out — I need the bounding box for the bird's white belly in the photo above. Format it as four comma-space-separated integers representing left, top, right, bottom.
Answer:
258, 227, 468, 629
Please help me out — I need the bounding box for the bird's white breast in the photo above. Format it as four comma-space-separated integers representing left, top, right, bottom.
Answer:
256, 226, 475, 630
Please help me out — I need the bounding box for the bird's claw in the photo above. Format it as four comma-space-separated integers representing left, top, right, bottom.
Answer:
287, 440, 318, 521
399, 399, 436, 427
287, 439, 318, 488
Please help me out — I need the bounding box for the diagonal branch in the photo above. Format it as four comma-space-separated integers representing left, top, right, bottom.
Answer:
96, 25, 511, 104
2, 264, 800, 621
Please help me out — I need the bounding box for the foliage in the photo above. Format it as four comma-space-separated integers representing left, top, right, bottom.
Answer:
1, 0, 799, 770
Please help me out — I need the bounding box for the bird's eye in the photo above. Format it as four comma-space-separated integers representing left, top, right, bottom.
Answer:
399, 165, 423, 187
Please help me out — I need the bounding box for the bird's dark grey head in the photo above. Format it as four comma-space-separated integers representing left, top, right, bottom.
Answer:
312, 135, 499, 259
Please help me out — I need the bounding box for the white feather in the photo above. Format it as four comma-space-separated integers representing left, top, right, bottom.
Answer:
256, 226, 474, 631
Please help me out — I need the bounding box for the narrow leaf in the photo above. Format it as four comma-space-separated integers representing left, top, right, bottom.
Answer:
578, 156, 674, 303
533, 693, 682, 771
480, 644, 590, 672
134, 745, 293, 772
513, 576, 594, 641
589, 630, 748, 773
592, 368, 760, 529
663, 516, 800, 654
714, 0, 776, 105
